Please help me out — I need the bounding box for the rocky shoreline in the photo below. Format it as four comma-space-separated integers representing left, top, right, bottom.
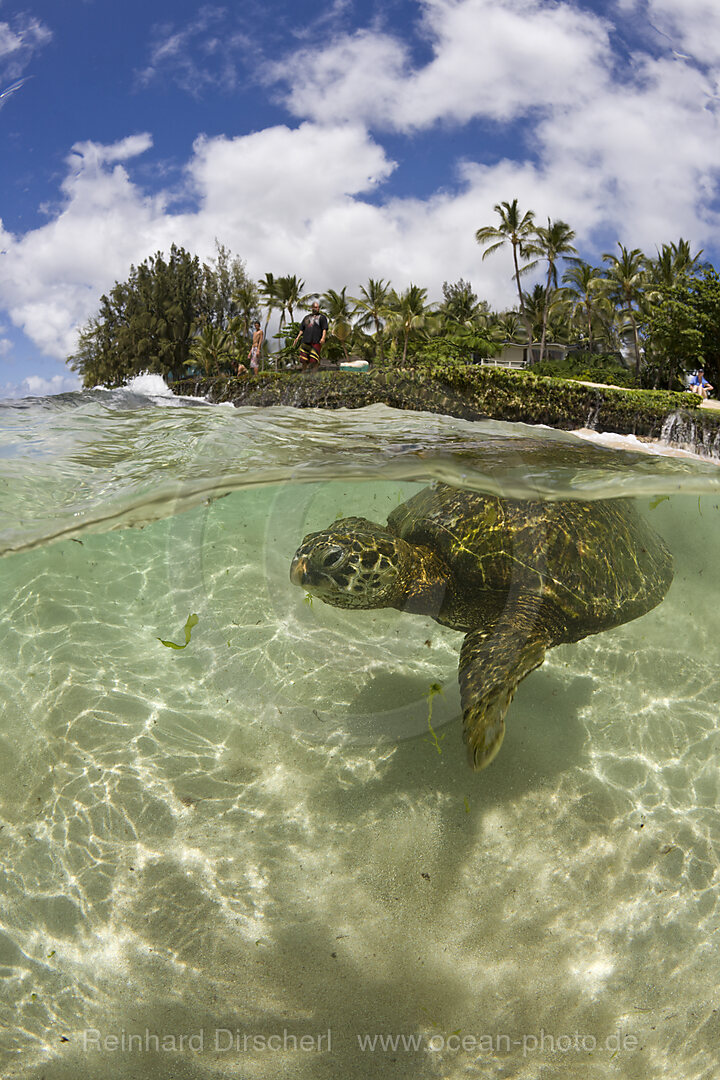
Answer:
170, 366, 720, 456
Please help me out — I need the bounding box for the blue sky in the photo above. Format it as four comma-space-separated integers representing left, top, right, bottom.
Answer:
2, 0, 720, 397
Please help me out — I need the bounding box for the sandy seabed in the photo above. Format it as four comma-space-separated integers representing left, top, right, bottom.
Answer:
0, 474, 718, 1080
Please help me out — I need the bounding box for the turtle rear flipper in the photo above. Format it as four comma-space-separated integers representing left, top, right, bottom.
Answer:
460, 620, 548, 770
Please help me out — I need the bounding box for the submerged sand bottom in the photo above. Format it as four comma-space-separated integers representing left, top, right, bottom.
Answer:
0, 478, 718, 1080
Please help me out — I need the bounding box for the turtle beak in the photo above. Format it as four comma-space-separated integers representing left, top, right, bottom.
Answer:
290, 555, 308, 587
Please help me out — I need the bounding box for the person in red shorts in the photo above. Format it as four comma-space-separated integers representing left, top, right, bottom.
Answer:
294, 300, 328, 370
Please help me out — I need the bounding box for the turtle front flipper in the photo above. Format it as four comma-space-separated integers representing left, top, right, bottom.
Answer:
459, 621, 548, 770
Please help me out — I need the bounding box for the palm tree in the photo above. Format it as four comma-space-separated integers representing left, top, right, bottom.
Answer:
522, 285, 572, 359
258, 272, 279, 337
231, 278, 260, 341
601, 244, 648, 374
186, 325, 237, 376
322, 287, 354, 360
475, 199, 539, 342
534, 218, 577, 364
650, 238, 704, 288
562, 260, 609, 353
274, 274, 308, 328
521, 284, 548, 347
486, 311, 525, 345
385, 285, 430, 363
351, 278, 391, 360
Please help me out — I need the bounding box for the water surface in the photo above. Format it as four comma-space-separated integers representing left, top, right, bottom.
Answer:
1, 377, 719, 1079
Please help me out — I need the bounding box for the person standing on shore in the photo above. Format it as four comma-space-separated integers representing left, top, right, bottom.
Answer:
248, 321, 264, 374
294, 300, 328, 370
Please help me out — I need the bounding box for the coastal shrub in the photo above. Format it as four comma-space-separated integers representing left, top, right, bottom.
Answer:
410, 333, 499, 367
532, 351, 637, 388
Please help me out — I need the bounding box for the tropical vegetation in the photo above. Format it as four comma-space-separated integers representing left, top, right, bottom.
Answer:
69, 205, 719, 394
69, 243, 259, 386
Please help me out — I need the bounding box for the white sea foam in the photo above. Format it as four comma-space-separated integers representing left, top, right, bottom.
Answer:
124, 372, 176, 398
572, 425, 713, 462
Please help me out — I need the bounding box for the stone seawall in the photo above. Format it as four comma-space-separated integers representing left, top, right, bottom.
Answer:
170, 366, 720, 454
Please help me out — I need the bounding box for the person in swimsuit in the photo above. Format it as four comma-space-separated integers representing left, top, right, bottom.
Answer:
248, 321, 264, 374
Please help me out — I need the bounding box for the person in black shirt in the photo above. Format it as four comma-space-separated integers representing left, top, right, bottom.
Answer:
294, 300, 328, 370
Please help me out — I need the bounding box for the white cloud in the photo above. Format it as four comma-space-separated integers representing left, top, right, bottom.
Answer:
185, 122, 395, 239
265, 29, 410, 128
267, 0, 720, 249
68, 133, 155, 167
137, 7, 250, 96
0, 134, 168, 358
535, 54, 720, 249
0, 318, 10, 357
270, 0, 612, 130
0, 12, 51, 85
2, 122, 557, 358
397, 0, 610, 126
0, 126, 400, 359
641, 0, 720, 67
1, 373, 81, 401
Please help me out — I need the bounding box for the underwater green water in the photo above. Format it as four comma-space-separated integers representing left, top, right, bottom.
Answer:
1, 379, 719, 1080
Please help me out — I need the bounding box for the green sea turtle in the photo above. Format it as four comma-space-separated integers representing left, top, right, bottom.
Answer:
289, 482, 673, 769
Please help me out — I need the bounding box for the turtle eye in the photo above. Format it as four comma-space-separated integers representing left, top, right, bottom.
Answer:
322, 547, 344, 569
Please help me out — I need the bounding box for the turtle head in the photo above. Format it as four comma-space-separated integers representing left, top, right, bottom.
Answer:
290, 517, 410, 610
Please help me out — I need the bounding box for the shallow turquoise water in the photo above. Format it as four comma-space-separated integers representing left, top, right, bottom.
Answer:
1, 377, 719, 1080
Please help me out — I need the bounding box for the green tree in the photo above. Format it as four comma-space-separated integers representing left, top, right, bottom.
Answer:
486, 310, 525, 344
642, 267, 720, 389
601, 243, 648, 375
187, 324, 238, 376
231, 278, 261, 341
200, 242, 257, 331
351, 278, 391, 360
649, 238, 705, 288
72, 310, 124, 387
534, 218, 576, 364
258, 272, 280, 340
322, 287, 354, 360
430, 280, 494, 362
199, 242, 260, 365
521, 283, 548, 345
439, 279, 488, 327
69, 244, 252, 386
72, 246, 203, 384
275, 274, 308, 328
562, 259, 612, 353
521, 283, 573, 354
475, 199, 539, 342
385, 285, 430, 362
